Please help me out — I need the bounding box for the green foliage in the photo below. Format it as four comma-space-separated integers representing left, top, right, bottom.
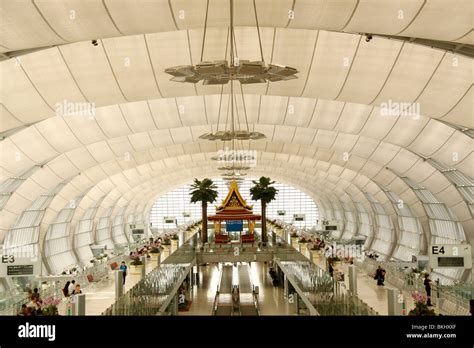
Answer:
131, 258, 143, 266
249, 176, 278, 204
190, 178, 218, 205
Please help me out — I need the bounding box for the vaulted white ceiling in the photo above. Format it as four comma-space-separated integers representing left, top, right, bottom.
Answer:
0, 0, 472, 247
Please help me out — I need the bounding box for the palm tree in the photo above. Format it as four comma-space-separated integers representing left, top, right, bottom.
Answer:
190, 178, 218, 244
250, 176, 278, 244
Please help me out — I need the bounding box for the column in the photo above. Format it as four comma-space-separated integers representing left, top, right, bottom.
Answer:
348, 265, 357, 295
140, 256, 146, 279
115, 270, 124, 300
75, 294, 86, 316
387, 288, 403, 315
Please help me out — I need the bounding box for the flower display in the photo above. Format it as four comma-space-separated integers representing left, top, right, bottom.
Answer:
408, 291, 436, 316
41, 296, 61, 316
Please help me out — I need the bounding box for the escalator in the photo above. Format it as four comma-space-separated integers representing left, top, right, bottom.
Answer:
213, 263, 259, 316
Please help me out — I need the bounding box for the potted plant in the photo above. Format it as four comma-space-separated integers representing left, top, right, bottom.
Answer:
298, 237, 308, 252
41, 296, 61, 316
408, 292, 436, 316
309, 244, 322, 262
129, 258, 144, 275
149, 246, 161, 261
290, 231, 299, 246
171, 234, 179, 247
328, 256, 342, 271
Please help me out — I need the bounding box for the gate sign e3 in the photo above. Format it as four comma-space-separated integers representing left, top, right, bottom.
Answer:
428, 244, 472, 269
0, 255, 42, 277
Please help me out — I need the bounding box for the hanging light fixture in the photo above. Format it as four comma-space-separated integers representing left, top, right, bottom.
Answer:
165, 0, 298, 85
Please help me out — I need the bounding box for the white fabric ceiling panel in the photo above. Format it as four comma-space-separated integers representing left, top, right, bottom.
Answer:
417, 53, 472, 120
272, 125, 295, 143
265, 142, 283, 153
308, 99, 343, 130
340, 169, 357, 182
165, 144, 185, 157
0, 105, 22, 132
359, 161, 383, 179
432, 132, 472, 166
372, 169, 396, 186
119, 101, 156, 133
337, 38, 403, 104
133, 150, 153, 165
293, 127, 316, 145
450, 201, 471, 222
351, 136, 379, 158
0, 1, 64, 52
274, 153, 289, 164
0, 59, 53, 124
86, 141, 115, 163
10, 126, 57, 164
422, 171, 451, 194
314, 148, 333, 162
190, 125, 213, 141
197, 141, 217, 152
334, 103, 371, 133
409, 120, 455, 156
34, 0, 120, 42
289, 0, 357, 30
400, 0, 473, 42
360, 108, 397, 140
0, 139, 35, 175
297, 146, 316, 158
235, 94, 260, 124
385, 177, 409, 195
102, 35, 161, 101
64, 117, 106, 144
170, 127, 193, 144
332, 133, 358, 153
405, 161, 437, 183
107, 136, 134, 157
4, 193, 31, 215
19, 48, 86, 108
372, 43, 444, 105
30, 167, 63, 189
146, 31, 196, 97
177, 154, 193, 166
93, 105, 130, 138
345, 0, 424, 34
58, 42, 127, 106
182, 142, 201, 154
267, 28, 318, 96
314, 161, 330, 173
175, 96, 207, 126
370, 142, 399, 165
104, 0, 175, 35
47, 155, 78, 179
383, 116, 429, 147
65, 147, 98, 170
35, 118, 82, 153
441, 87, 473, 128
149, 129, 173, 148
233, 0, 292, 29
283, 97, 316, 127
148, 148, 168, 161
259, 96, 288, 125
387, 149, 419, 174
313, 129, 336, 148
303, 31, 359, 99
345, 157, 365, 172
454, 153, 474, 178
282, 143, 300, 155
100, 161, 123, 177
83, 166, 108, 183
435, 185, 464, 207
128, 132, 153, 151
15, 180, 44, 202
148, 98, 182, 129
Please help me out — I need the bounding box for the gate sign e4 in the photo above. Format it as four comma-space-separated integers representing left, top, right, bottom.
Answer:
428, 244, 472, 269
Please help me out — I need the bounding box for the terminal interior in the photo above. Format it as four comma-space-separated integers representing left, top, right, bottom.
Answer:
0, 0, 472, 317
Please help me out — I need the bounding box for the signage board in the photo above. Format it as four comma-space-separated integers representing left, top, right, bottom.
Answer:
225, 220, 243, 231
0, 255, 41, 277
163, 217, 177, 224
293, 214, 305, 221
277, 210, 286, 216
429, 244, 472, 269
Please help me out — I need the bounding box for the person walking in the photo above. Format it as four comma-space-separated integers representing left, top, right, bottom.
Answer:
424, 274, 433, 306
68, 280, 76, 295
374, 266, 386, 286
120, 261, 128, 285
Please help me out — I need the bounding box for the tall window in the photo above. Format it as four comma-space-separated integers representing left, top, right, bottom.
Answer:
149, 178, 319, 229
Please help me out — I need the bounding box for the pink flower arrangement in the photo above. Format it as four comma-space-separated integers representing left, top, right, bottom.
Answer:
411, 291, 427, 304
42, 296, 61, 307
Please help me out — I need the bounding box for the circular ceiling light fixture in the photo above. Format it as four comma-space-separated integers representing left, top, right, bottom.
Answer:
199, 130, 266, 141
217, 164, 251, 171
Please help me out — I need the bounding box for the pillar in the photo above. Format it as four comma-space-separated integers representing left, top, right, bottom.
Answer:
140, 256, 146, 279
387, 288, 403, 315
75, 294, 86, 316
115, 270, 124, 300
348, 265, 357, 295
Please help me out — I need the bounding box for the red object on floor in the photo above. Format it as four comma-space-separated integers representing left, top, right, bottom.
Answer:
178, 300, 192, 312
215, 234, 230, 243
241, 234, 255, 243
